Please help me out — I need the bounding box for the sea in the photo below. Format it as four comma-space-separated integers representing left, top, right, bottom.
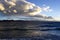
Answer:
0, 21, 60, 40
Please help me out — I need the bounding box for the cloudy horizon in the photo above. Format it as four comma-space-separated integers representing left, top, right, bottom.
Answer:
0, 0, 59, 21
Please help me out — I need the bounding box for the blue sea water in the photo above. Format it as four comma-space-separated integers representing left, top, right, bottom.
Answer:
0, 24, 60, 40
0, 21, 60, 40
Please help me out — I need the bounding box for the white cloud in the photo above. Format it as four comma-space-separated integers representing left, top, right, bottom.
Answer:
5, 0, 16, 6
0, 3, 5, 11
43, 6, 53, 12
0, 0, 42, 16
0, 0, 54, 20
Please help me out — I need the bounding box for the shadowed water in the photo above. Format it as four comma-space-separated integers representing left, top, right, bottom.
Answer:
0, 20, 60, 40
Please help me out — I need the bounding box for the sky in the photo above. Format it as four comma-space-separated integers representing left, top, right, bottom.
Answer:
0, 0, 60, 21
27, 0, 60, 20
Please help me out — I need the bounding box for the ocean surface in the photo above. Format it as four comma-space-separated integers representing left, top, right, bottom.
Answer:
0, 30, 60, 40
0, 21, 60, 40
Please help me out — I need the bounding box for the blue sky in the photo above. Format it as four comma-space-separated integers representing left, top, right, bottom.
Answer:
27, 0, 60, 18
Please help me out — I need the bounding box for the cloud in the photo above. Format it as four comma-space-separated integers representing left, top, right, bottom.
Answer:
54, 17, 60, 21
0, 3, 5, 11
0, 0, 42, 16
0, 0, 54, 20
42, 6, 53, 12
